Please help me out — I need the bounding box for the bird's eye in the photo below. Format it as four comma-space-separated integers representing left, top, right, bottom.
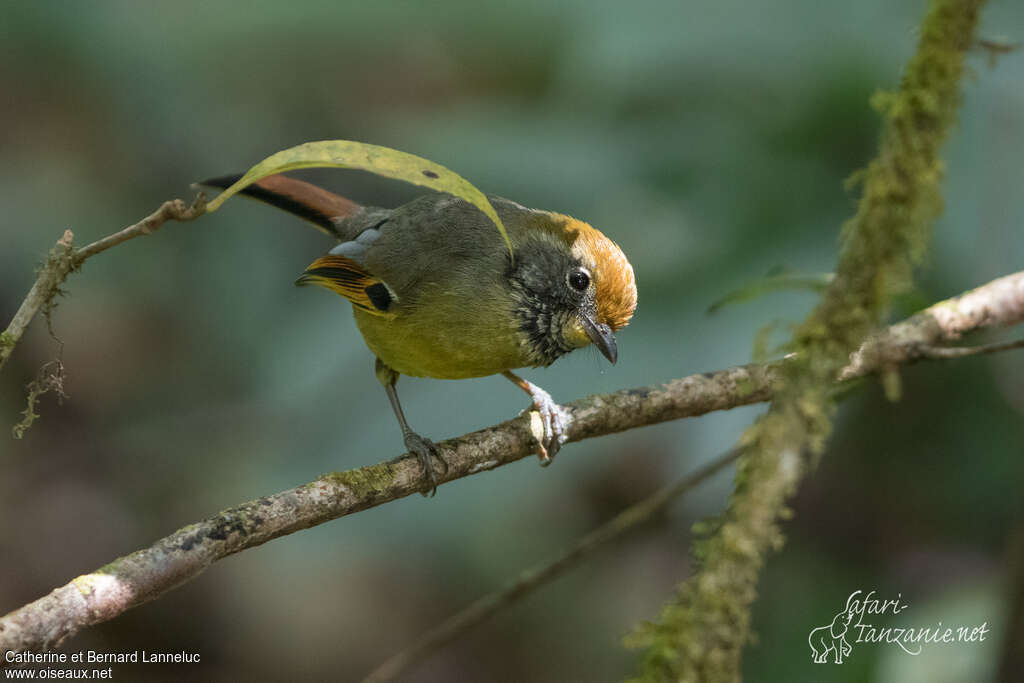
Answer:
567, 268, 591, 292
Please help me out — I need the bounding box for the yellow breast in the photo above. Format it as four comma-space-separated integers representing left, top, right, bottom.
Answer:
352, 304, 527, 379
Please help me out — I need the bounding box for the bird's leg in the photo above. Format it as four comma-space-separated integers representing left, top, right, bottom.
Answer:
502, 371, 566, 465
376, 359, 447, 497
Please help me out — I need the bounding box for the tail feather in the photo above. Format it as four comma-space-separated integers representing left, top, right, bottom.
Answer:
198, 173, 363, 238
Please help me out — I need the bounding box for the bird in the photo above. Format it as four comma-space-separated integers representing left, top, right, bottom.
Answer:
200, 173, 637, 495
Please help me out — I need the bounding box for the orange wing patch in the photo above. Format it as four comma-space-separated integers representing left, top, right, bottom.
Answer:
296, 254, 395, 316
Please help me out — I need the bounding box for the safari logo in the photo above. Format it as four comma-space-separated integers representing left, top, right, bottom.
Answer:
808, 590, 989, 664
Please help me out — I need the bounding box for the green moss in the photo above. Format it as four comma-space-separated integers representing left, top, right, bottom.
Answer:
12, 359, 66, 439
628, 1, 985, 680
72, 575, 98, 598
733, 376, 756, 399
319, 462, 403, 499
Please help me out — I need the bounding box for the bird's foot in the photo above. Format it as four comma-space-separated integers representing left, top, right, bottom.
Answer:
403, 431, 448, 497
521, 385, 567, 465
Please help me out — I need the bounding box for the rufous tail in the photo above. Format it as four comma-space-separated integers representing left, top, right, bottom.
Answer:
198, 173, 363, 238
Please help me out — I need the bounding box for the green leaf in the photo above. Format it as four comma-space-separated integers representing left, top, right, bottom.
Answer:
205, 140, 513, 256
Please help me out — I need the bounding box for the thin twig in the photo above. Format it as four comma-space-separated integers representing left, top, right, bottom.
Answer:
0, 195, 206, 374
72, 195, 206, 263
0, 232, 75, 372
361, 448, 742, 683
916, 337, 1024, 359
975, 36, 1022, 67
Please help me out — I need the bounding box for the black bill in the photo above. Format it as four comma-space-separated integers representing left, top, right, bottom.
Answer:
580, 314, 618, 364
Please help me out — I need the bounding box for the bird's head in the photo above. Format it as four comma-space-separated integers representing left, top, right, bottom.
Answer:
507, 212, 637, 367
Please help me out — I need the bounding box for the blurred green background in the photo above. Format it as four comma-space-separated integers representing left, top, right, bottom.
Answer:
2, 2, 1023, 681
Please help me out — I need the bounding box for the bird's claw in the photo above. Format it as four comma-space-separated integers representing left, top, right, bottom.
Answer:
521, 386, 567, 465
403, 431, 447, 497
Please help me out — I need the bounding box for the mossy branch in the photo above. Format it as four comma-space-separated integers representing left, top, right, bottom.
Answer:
628, 1, 987, 680
0, 195, 207, 377
2, 268, 1022, 661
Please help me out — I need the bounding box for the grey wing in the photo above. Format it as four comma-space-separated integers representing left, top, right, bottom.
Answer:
338, 195, 512, 311
328, 206, 394, 262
